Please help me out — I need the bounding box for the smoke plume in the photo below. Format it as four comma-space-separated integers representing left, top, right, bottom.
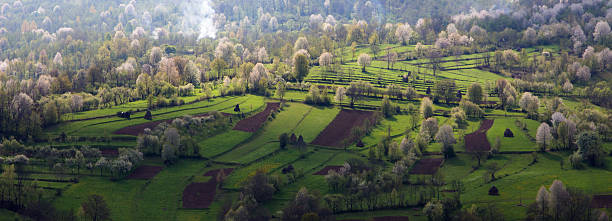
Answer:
180, 0, 217, 39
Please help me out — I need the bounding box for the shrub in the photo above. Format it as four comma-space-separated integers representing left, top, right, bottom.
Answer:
144, 110, 153, 120
279, 133, 289, 149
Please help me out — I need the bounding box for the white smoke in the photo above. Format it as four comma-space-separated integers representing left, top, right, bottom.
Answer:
180, 0, 217, 39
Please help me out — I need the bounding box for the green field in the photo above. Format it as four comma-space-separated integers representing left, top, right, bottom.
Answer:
17, 42, 611, 221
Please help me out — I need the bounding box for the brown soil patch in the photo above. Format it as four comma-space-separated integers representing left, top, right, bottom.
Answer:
100, 149, 118, 156
591, 195, 612, 208
233, 103, 281, 132
465, 119, 494, 152
311, 109, 375, 147
313, 166, 344, 175
127, 165, 163, 179
409, 158, 445, 175
182, 182, 218, 209
182, 168, 234, 209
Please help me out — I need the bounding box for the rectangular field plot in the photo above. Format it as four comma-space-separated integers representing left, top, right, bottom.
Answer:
223, 149, 302, 189
271, 149, 337, 175
199, 130, 252, 158
215, 103, 313, 164
486, 118, 538, 152
290, 106, 340, 143
48, 95, 261, 137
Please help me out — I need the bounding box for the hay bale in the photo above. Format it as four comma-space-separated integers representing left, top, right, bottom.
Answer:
489, 186, 499, 196
356, 140, 365, 147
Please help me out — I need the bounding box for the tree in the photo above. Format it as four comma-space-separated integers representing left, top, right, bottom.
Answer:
184, 61, 201, 86
215, 40, 235, 64
536, 123, 552, 151
282, 187, 321, 221
279, 133, 289, 149
334, 86, 346, 106
484, 162, 501, 183
257, 47, 268, 63
420, 97, 434, 119
435, 125, 456, 158
81, 194, 110, 221
562, 80, 573, 93
420, 117, 438, 142
381, 96, 395, 117
319, 52, 333, 72
423, 200, 443, 221
519, 92, 540, 118
250, 63, 268, 91
162, 127, 180, 165
243, 171, 276, 203
53, 52, 63, 66
357, 53, 371, 72
293, 53, 309, 82
467, 83, 483, 104
593, 21, 611, 42
149, 47, 162, 65
395, 23, 413, 45
275, 82, 286, 101
294, 37, 309, 52
211, 58, 228, 80
576, 131, 604, 167
576, 65, 591, 82
433, 79, 456, 104
386, 50, 398, 70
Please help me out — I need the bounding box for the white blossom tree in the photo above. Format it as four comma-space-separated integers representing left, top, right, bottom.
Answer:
249, 63, 268, 90
536, 123, 552, 151
319, 52, 333, 72
395, 23, 413, 45
215, 40, 235, 64
420, 117, 439, 142
53, 52, 63, 66
334, 86, 346, 106
257, 47, 268, 63
149, 47, 162, 65
594, 21, 611, 42
357, 53, 371, 72
435, 124, 456, 158
519, 92, 540, 117
420, 97, 434, 119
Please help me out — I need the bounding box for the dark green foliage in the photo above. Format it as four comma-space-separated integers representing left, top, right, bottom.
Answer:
279, 133, 289, 149
81, 194, 111, 221
144, 110, 153, 120
576, 131, 604, 167
294, 54, 309, 82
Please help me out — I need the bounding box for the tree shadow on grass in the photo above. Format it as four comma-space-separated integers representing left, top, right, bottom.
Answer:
541, 152, 562, 161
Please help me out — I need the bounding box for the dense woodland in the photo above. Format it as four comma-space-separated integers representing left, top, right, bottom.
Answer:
0, 0, 611, 220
